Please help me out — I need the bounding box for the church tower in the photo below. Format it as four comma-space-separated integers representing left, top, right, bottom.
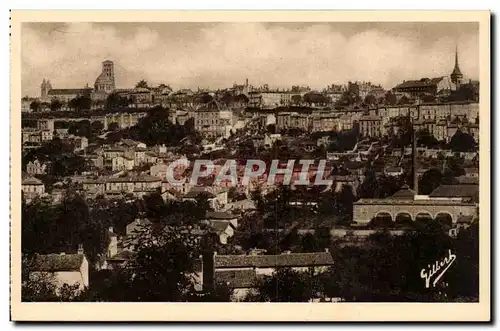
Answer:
451, 45, 464, 87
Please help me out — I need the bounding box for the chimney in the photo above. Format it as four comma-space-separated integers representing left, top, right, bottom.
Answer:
202, 251, 216, 292
325, 248, 329, 253
109, 226, 114, 234
77, 244, 84, 255
412, 127, 419, 194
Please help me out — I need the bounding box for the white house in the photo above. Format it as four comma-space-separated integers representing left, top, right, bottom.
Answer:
29, 247, 89, 293
22, 176, 45, 202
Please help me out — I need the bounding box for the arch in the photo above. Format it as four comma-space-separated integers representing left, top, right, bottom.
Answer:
395, 212, 414, 228
434, 212, 453, 228
375, 211, 393, 220
370, 211, 393, 228
415, 212, 433, 225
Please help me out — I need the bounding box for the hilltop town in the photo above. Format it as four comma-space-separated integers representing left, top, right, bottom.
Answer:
21, 48, 479, 303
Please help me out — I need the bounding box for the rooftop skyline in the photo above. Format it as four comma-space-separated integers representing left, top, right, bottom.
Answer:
22, 22, 479, 97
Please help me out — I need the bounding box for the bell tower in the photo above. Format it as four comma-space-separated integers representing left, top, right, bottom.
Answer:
450, 45, 464, 87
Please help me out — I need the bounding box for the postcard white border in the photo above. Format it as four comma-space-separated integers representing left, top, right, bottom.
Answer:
10, 10, 491, 322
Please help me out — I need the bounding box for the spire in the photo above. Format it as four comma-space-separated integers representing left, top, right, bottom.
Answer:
451, 44, 463, 77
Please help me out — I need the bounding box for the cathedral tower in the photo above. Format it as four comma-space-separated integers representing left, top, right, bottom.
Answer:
450, 45, 464, 87
94, 60, 116, 93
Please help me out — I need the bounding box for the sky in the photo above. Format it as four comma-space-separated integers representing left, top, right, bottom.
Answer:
21, 22, 479, 97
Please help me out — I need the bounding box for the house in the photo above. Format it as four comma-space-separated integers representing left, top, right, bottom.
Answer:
29, 246, 89, 293
26, 160, 48, 175
112, 156, 135, 172
81, 175, 162, 198
183, 186, 229, 210
203, 250, 334, 301
214, 269, 259, 301
209, 220, 234, 244
105, 250, 136, 270
50, 188, 66, 204
205, 211, 238, 229
71, 136, 89, 151
22, 176, 45, 202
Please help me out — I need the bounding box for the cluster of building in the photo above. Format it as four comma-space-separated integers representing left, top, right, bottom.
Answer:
23, 46, 481, 301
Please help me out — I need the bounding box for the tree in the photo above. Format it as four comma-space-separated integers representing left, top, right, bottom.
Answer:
357, 167, 378, 199
234, 94, 249, 104
108, 122, 120, 132
303, 92, 328, 106
336, 185, 355, 223
291, 94, 302, 105
135, 80, 149, 89
249, 268, 315, 302
364, 94, 377, 106
384, 91, 397, 105
421, 94, 436, 103
23, 138, 90, 178
301, 233, 320, 252
96, 223, 202, 301
266, 124, 276, 134
68, 95, 91, 111
398, 95, 411, 105
196, 93, 213, 104
448, 130, 476, 152
417, 128, 439, 149
50, 99, 63, 112
106, 92, 129, 110
30, 100, 41, 112
443, 154, 466, 182
419, 169, 443, 195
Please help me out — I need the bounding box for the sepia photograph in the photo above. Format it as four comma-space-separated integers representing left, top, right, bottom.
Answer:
10, 10, 491, 322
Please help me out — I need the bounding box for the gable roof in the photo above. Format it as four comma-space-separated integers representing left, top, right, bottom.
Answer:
214, 252, 334, 269
390, 184, 417, 200
22, 176, 43, 185
31, 253, 85, 272
210, 220, 232, 233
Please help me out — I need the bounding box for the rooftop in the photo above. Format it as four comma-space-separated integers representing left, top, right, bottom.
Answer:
31, 253, 85, 272
214, 252, 334, 269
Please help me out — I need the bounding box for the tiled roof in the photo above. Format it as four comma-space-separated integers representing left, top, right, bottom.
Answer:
455, 176, 479, 185
210, 220, 231, 232
108, 175, 161, 183
31, 253, 84, 272
390, 185, 417, 200
214, 252, 334, 269
206, 211, 237, 220
394, 77, 443, 89
429, 184, 479, 201
183, 189, 216, 199
22, 177, 43, 185
107, 250, 136, 261
215, 269, 259, 289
